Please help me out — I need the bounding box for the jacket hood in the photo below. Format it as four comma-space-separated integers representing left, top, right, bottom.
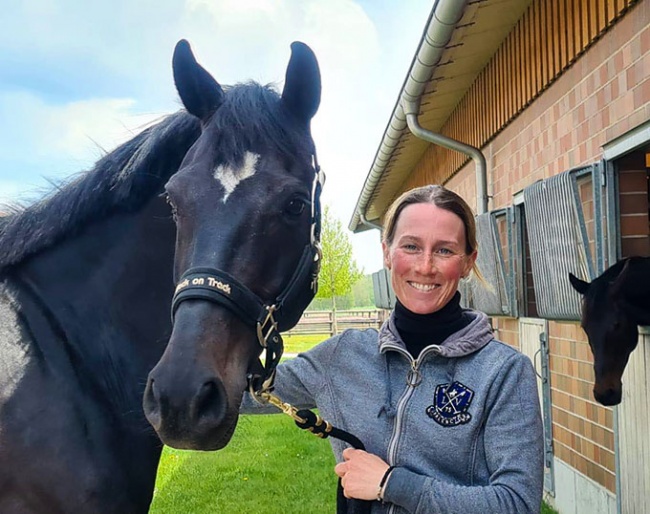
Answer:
378, 309, 494, 358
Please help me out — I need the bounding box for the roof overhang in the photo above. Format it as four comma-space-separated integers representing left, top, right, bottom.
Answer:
349, 0, 532, 233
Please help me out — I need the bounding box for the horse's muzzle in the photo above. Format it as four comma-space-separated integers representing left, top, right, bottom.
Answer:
143, 370, 232, 450
593, 386, 622, 406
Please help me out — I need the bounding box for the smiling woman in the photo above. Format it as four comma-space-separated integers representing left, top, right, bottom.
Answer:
382, 202, 476, 315
241, 184, 545, 514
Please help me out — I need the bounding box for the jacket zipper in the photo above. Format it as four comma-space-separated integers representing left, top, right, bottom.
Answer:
382, 344, 439, 513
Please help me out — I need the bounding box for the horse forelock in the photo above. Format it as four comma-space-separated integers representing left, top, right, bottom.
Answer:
582, 257, 650, 330
0, 111, 201, 269
210, 83, 315, 169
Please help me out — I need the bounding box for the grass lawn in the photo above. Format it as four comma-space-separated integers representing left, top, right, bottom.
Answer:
282, 333, 329, 354
543, 502, 559, 514
151, 414, 558, 513
150, 414, 338, 513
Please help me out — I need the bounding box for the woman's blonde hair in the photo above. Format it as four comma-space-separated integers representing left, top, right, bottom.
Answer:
382, 184, 485, 283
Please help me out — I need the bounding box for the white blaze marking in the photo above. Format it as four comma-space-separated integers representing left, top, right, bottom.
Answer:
213, 151, 260, 202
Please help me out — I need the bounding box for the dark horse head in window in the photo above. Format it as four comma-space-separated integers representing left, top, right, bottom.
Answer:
0, 40, 321, 513
569, 256, 650, 406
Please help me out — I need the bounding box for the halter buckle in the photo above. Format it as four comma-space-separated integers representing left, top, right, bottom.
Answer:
311, 243, 323, 292
256, 304, 279, 348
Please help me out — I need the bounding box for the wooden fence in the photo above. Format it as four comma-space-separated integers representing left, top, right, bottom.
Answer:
284, 309, 389, 336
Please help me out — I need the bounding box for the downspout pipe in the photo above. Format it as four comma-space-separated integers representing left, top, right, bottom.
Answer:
402, 99, 489, 215
359, 212, 382, 231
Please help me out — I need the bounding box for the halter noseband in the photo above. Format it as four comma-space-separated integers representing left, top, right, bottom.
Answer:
170, 156, 325, 394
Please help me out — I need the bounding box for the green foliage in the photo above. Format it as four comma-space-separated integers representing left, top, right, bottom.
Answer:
350, 274, 375, 308
307, 273, 376, 311
316, 206, 363, 308
542, 502, 559, 514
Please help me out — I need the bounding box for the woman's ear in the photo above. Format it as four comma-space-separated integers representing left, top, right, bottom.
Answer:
382, 241, 391, 270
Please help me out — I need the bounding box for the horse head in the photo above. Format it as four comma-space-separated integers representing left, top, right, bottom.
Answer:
143, 40, 322, 450
569, 258, 650, 406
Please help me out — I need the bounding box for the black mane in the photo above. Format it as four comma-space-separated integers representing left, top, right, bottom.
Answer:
211, 82, 315, 166
0, 111, 200, 269
0, 82, 312, 269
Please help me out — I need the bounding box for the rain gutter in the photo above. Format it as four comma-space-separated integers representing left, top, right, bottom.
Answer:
402, 102, 488, 215
351, 0, 489, 232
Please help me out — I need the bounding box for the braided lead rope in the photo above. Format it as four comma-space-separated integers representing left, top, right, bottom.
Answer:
252, 391, 371, 514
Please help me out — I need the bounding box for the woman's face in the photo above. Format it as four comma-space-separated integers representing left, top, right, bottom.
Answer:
382, 202, 477, 314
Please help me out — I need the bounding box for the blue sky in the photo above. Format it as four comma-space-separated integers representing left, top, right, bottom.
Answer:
0, 0, 433, 271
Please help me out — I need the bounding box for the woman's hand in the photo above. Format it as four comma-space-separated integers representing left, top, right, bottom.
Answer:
334, 448, 390, 500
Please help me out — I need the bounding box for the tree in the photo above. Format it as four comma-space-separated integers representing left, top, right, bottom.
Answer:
316, 206, 363, 332
350, 274, 375, 308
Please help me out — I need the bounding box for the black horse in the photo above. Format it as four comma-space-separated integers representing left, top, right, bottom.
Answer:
0, 40, 321, 513
569, 256, 650, 406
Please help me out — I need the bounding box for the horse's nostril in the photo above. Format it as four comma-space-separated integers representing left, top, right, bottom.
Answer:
193, 379, 226, 426
143, 378, 162, 429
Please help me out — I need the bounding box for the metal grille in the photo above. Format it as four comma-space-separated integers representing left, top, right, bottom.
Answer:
372, 268, 395, 309
523, 171, 593, 320
469, 212, 514, 316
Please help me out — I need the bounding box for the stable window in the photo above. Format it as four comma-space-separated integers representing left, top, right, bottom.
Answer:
609, 148, 650, 259
467, 209, 515, 317
514, 199, 538, 318
602, 123, 650, 514
522, 165, 603, 321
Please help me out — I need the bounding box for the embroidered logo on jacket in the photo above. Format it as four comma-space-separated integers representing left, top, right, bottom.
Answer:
426, 381, 474, 427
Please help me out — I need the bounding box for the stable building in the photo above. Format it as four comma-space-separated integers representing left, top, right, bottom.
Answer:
350, 1, 650, 513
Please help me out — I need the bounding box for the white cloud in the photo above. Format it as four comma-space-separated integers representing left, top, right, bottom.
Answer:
43, 99, 161, 160
0, 91, 162, 201
2, 0, 433, 271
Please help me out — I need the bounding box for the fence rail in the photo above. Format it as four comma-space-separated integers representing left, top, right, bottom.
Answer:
284, 309, 389, 336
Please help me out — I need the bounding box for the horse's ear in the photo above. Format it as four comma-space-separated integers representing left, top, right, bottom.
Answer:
172, 40, 225, 122
569, 273, 591, 295
281, 42, 321, 126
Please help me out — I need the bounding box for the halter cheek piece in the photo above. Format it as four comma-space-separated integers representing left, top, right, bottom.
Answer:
170, 156, 325, 395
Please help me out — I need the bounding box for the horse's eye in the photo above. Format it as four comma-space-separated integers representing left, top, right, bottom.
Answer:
164, 194, 178, 222
285, 198, 306, 217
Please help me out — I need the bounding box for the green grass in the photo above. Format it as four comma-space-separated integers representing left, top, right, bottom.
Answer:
150, 414, 338, 513
542, 501, 559, 514
282, 333, 329, 354
151, 414, 557, 513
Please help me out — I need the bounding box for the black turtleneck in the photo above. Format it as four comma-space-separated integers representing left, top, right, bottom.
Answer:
394, 291, 471, 359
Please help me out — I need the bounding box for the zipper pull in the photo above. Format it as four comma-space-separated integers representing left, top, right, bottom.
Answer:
407, 360, 422, 387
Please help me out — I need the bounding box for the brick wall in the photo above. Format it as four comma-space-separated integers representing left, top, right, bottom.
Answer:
487, 1, 650, 210
548, 321, 616, 491
492, 317, 520, 350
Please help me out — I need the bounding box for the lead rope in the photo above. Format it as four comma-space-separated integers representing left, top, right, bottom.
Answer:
253, 391, 371, 514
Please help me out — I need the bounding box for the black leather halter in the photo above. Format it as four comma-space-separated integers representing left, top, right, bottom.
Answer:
170, 156, 325, 394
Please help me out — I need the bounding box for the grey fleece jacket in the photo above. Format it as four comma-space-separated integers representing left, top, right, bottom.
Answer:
242, 309, 544, 514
